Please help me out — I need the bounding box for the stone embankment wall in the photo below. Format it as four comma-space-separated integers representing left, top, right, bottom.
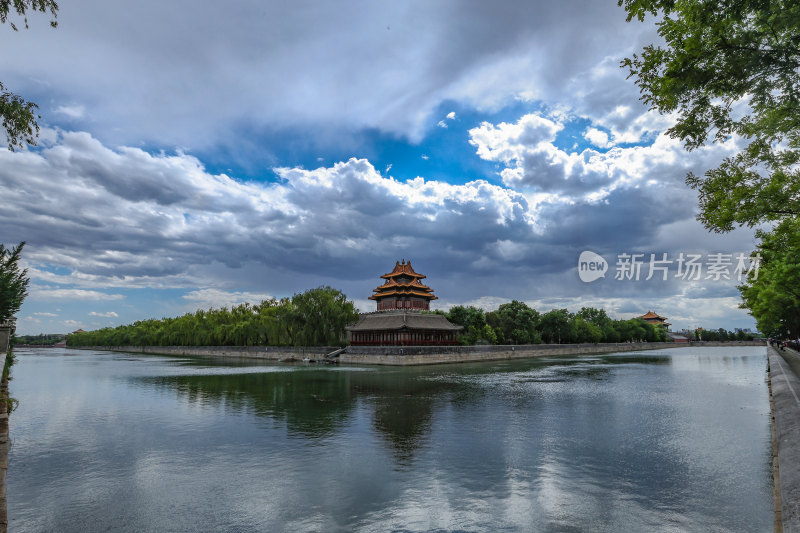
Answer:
75, 345, 339, 361
0, 325, 10, 532
73, 340, 765, 365
768, 343, 800, 533
340, 340, 765, 365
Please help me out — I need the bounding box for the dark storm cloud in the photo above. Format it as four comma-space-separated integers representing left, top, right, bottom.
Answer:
0, 0, 657, 151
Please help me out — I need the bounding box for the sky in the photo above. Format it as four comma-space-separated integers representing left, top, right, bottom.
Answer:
1, 0, 761, 335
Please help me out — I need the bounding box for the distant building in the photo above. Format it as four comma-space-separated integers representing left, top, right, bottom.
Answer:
667, 332, 690, 343
56, 329, 86, 347
347, 260, 462, 346
637, 310, 671, 329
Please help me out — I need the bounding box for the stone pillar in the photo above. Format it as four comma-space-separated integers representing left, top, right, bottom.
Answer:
0, 326, 9, 354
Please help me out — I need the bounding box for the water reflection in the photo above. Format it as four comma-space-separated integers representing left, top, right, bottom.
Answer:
138, 351, 679, 466
7, 346, 773, 533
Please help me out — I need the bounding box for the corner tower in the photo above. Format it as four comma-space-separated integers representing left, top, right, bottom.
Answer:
347, 260, 461, 346
369, 259, 438, 311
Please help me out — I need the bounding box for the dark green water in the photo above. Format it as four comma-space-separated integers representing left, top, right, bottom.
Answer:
8, 346, 773, 532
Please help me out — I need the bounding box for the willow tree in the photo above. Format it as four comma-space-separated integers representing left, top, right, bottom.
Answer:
0, 242, 29, 323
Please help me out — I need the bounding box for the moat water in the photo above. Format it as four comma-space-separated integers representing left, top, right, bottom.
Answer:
8, 346, 773, 532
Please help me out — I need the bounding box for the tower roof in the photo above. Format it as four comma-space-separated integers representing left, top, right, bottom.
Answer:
369, 260, 438, 307
380, 259, 426, 280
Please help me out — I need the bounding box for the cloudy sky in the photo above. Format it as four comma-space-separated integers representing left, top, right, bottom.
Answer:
2, 0, 760, 335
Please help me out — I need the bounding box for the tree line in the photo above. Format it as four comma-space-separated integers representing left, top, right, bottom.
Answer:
13, 333, 64, 346
692, 328, 756, 342
67, 286, 359, 348
441, 302, 669, 345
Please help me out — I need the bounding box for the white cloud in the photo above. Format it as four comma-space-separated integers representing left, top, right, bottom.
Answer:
0, 0, 659, 150
88, 311, 119, 318
54, 105, 86, 119
28, 287, 125, 301
469, 112, 739, 198
1, 127, 757, 332
2, 130, 539, 296
584, 127, 612, 148
33, 312, 59, 317
438, 111, 457, 128
182, 289, 274, 310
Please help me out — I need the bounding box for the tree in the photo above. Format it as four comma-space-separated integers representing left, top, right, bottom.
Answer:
739, 219, 800, 338
620, 0, 800, 232
572, 317, 603, 344
446, 305, 486, 331
1, 0, 58, 150
0, 242, 29, 323
486, 300, 540, 344
446, 306, 491, 345
291, 286, 359, 347
537, 309, 575, 344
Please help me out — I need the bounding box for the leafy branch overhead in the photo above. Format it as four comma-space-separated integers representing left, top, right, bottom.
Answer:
0, 0, 58, 30
620, 0, 800, 231
0, 0, 58, 150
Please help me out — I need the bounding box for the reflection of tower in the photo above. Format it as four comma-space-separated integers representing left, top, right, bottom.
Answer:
347, 260, 462, 346
372, 396, 434, 465
354, 369, 459, 465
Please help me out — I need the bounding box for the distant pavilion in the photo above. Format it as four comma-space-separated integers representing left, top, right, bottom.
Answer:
347, 260, 462, 346
637, 311, 671, 329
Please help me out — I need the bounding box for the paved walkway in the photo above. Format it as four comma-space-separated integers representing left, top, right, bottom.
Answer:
770, 344, 800, 533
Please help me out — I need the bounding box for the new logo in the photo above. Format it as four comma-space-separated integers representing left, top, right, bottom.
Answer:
578, 250, 608, 283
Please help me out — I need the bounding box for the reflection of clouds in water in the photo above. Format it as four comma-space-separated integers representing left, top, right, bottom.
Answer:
8, 347, 774, 532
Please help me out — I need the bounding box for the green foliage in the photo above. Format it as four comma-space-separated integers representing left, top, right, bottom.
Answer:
290, 286, 359, 347
620, 0, 800, 232
537, 309, 576, 344
67, 286, 359, 348
573, 317, 603, 344
0, 242, 29, 323
0, 0, 58, 30
3, 346, 15, 380
0, 82, 40, 150
445, 305, 495, 345
1, 0, 58, 150
739, 219, 800, 338
486, 300, 540, 344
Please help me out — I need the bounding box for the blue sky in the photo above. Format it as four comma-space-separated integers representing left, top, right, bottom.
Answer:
1, 0, 760, 335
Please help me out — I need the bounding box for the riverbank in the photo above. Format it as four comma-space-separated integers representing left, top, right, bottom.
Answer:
0, 325, 9, 533
71, 340, 765, 365
769, 344, 800, 533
